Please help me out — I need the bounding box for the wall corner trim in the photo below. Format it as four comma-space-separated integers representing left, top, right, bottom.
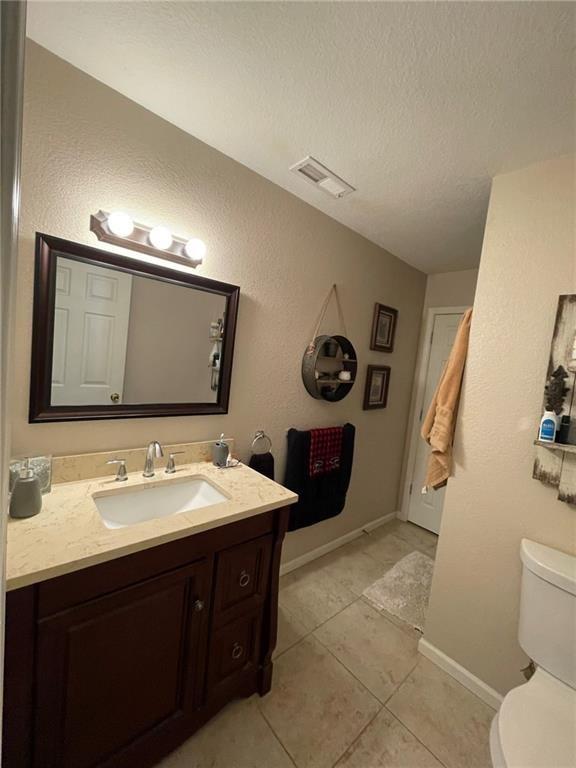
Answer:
280, 511, 398, 576
418, 637, 503, 711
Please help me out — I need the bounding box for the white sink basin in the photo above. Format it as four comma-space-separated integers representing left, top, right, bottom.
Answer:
93, 476, 228, 529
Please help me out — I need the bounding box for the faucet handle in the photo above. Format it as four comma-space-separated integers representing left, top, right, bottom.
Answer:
106, 458, 128, 482
165, 452, 184, 474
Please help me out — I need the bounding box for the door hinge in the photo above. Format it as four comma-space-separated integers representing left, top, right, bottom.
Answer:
409, 483, 413, 495
419, 407, 423, 422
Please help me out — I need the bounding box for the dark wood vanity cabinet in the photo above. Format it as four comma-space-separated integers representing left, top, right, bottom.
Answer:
35, 561, 211, 768
3, 507, 289, 768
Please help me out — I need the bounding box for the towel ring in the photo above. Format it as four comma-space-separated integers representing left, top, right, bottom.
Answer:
251, 430, 272, 454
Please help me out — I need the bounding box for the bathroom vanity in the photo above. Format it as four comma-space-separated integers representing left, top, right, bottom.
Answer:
3, 456, 296, 768
5, 231, 298, 767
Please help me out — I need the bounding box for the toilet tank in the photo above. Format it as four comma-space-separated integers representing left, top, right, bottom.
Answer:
519, 539, 576, 689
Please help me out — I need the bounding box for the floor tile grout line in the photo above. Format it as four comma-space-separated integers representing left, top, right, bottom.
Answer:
275, 520, 434, 720
275, 591, 367, 662
365, 519, 437, 543
280, 520, 435, 593
269, 527, 442, 768
328, 704, 384, 768
279, 585, 358, 637
359, 593, 425, 639
280, 519, 433, 587
381, 657, 420, 707
312, 616, 421, 709
382, 706, 451, 768
281, 568, 421, 636
368, 529, 438, 559
314, 625, 420, 707
263, 628, 385, 768
304, 594, 361, 634
256, 701, 299, 768
274, 596, 361, 662
278, 524, 433, 638
269, 618, 386, 765
278, 542, 427, 657
311, 627, 387, 705
352, 530, 436, 568
277, 594, 421, 701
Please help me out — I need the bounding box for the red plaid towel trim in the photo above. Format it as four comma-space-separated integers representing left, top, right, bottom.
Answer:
309, 427, 343, 478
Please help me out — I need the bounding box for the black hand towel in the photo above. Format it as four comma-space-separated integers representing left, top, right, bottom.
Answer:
284, 423, 355, 532
248, 451, 275, 480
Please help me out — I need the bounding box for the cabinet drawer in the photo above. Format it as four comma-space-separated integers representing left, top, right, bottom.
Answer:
37, 512, 275, 619
213, 535, 272, 625
207, 611, 262, 696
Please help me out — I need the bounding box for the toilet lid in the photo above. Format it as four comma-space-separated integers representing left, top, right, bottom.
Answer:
496, 669, 576, 768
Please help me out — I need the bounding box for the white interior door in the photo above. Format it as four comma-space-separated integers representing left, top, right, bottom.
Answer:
51, 259, 132, 406
408, 312, 463, 534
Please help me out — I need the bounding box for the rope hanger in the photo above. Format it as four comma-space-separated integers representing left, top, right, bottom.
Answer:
306, 284, 349, 355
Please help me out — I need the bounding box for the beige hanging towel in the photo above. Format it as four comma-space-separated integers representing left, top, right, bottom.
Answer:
421, 308, 473, 490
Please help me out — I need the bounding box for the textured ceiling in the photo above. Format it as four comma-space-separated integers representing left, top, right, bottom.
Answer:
27, 2, 575, 273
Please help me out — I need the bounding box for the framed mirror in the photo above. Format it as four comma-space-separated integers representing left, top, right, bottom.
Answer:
29, 233, 240, 422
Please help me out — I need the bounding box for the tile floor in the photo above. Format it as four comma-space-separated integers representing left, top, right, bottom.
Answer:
158, 520, 494, 768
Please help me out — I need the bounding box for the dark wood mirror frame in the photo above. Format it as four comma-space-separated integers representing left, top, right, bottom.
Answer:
29, 233, 240, 423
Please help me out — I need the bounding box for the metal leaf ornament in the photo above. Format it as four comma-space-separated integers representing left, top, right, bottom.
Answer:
544, 365, 570, 414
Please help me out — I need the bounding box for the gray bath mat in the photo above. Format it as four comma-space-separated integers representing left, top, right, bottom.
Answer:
363, 551, 434, 632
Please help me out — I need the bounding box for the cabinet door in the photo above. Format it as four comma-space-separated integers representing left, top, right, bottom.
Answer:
34, 559, 210, 768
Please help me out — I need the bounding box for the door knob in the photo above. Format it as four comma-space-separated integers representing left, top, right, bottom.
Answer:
231, 642, 244, 660
110, 392, 120, 404
193, 599, 204, 612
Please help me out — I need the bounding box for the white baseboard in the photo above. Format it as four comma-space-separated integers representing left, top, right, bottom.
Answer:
418, 637, 503, 711
280, 511, 397, 576
362, 512, 397, 533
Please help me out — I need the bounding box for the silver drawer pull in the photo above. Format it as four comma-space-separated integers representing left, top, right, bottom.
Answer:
193, 599, 204, 612
239, 570, 251, 588
231, 642, 244, 660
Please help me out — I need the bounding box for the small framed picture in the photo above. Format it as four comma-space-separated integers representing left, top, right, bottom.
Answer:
370, 303, 398, 352
363, 365, 391, 410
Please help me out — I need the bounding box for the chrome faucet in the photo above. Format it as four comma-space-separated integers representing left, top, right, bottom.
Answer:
143, 441, 164, 477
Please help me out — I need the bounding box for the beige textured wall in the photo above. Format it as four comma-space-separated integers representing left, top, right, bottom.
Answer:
123, 277, 224, 403
425, 154, 576, 695
15, 42, 426, 561
424, 268, 478, 308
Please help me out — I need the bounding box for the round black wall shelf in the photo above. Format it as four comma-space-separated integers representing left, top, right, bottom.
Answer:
301, 335, 357, 401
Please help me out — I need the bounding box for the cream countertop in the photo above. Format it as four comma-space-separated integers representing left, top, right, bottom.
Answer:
6, 461, 297, 591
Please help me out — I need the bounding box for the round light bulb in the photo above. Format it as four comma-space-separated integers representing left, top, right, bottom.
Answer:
184, 238, 207, 262
148, 226, 173, 250
107, 211, 134, 238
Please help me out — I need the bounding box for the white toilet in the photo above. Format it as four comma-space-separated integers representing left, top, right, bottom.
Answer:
490, 539, 576, 768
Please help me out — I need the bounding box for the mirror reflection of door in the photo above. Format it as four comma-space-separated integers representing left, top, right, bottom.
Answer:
50, 255, 227, 407
51, 259, 132, 406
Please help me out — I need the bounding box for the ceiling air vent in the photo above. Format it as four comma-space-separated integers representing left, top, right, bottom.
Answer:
290, 156, 355, 199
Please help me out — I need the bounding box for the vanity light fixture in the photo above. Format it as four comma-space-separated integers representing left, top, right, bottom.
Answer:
185, 237, 207, 262
89, 210, 205, 268
107, 211, 134, 238
148, 226, 173, 251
